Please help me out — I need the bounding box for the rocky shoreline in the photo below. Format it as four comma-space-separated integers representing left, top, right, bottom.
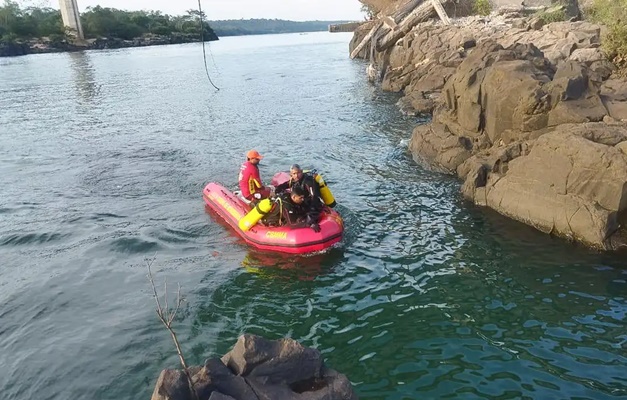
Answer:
351, 2, 627, 250
151, 334, 357, 400
0, 33, 218, 58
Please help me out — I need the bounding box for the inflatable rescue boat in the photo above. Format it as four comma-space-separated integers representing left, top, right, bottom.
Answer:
203, 173, 343, 254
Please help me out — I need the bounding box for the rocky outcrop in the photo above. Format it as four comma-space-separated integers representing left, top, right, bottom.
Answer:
360, 0, 582, 16
0, 41, 30, 57
459, 124, 627, 249
601, 79, 627, 121
409, 40, 614, 170
151, 335, 358, 400
361, 17, 610, 116
353, 6, 627, 249
405, 39, 627, 249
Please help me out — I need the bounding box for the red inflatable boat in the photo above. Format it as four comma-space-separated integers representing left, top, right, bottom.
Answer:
203, 181, 343, 254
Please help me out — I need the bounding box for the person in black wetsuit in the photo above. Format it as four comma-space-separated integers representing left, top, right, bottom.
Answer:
275, 164, 323, 225
262, 185, 321, 232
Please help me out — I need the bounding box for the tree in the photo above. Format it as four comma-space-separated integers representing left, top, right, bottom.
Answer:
186, 9, 206, 20
0, 3, 217, 42
361, 4, 377, 20
0, 1, 21, 31
0, 1, 63, 39
25, 6, 63, 37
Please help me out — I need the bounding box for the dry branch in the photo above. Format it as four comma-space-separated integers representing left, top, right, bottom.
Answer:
376, 0, 451, 52
147, 256, 198, 400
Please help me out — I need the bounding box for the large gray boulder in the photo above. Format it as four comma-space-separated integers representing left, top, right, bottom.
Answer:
409, 115, 474, 173
407, 37, 627, 249
353, 8, 604, 116
601, 79, 627, 121
152, 369, 198, 400
151, 335, 358, 400
410, 40, 615, 171
460, 123, 627, 249
353, 1, 627, 250
220, 334, 323, 385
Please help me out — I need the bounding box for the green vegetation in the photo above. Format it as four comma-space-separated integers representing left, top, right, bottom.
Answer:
1, 0, 348, 45
361, 4, 377, 20
588, 0, 627, 71
472, 0, 492, 16
535, 7, 567, 24
81, 6, 216, 40
0, 1, 63, 42
207, 19, 349, 37
0, 1, 216, 43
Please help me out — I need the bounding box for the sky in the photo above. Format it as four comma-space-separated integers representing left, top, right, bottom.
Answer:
37, 0, 365, 21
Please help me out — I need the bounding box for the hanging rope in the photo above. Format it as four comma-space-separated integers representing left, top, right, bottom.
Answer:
198, 0, 220, 91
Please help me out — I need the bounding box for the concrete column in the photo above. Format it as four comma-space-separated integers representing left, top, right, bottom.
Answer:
59, 0, 84, 40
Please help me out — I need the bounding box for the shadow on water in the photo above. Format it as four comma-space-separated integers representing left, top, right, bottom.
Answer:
241, 249, 344, 281
204, 201, 349, 281
455, 198, 627, 270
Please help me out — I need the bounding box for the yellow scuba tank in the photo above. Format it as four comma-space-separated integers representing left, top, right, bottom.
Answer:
313, 173, 336, 208
239, 198, 273, 231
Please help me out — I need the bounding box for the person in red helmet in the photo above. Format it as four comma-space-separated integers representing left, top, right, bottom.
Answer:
238, 149, 271, 201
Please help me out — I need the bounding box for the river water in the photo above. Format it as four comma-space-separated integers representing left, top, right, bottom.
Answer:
1, 32, 626, 400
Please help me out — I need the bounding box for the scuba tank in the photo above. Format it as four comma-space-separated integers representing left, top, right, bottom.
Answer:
312, 172, 336, 208
238, 198, 273, 231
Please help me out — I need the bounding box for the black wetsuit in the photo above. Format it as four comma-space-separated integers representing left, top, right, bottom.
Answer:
262, 192, 310, 227
275, 173, 323, 222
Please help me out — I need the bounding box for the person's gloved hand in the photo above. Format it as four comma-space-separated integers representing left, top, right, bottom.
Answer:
310, 223, 321, 233
253, 192, 262, 200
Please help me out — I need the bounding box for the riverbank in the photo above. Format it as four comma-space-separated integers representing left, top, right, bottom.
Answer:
351, 1, 627, 250
208, 19, 354, 37
0, 33, 218, 57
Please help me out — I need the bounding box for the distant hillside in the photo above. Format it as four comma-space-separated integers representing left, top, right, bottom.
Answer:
208, 19, 356, 37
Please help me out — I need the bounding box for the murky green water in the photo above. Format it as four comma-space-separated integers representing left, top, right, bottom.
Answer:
1, 32, 626, 400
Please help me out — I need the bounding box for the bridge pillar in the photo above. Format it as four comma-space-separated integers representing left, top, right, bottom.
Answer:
59, 0, 84, 40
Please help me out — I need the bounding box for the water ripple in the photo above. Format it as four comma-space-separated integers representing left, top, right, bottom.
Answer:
0, 232, 71, 246
1, 33, 626, 400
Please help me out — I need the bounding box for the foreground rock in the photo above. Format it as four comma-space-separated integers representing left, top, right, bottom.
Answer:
352, 4, 627, 250
458, 123, 627, 249
151, 335, 358, 400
